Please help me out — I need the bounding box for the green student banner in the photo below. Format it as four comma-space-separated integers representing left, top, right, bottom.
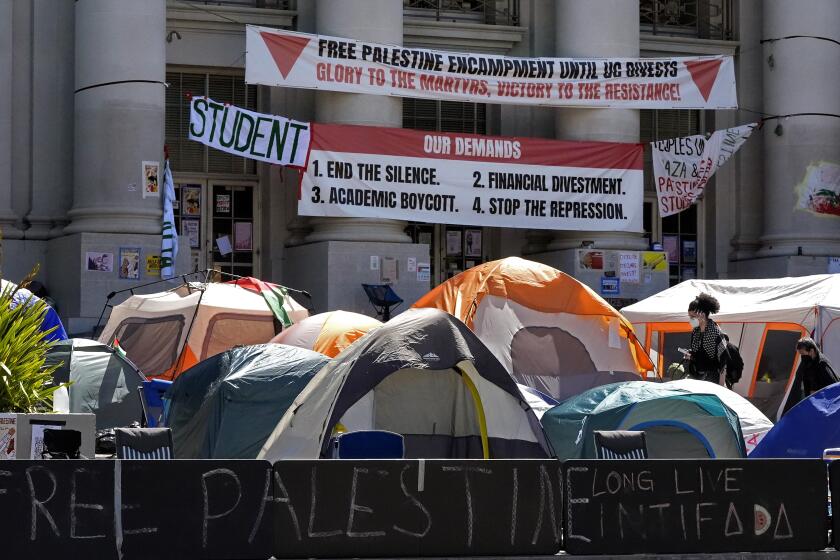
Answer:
188, 97, 310, 167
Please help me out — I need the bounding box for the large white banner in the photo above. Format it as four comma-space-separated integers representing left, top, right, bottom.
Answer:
298, 123, 644, 231
653, 124, 757, 217
247, 26, 738, 110
188, 96, 310, 167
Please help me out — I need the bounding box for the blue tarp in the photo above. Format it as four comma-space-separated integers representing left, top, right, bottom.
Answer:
750, 382, 840, 458
5, 282, 68, 342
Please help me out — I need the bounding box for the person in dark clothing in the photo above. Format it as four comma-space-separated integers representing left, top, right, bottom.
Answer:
686, 293, 728, 384
722, 333, 744, 390
783, 337, 839, 415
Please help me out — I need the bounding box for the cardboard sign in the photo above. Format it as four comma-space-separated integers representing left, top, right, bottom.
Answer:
299, 123, 644, 232
564, 459, 828, 555
247, 26, 738, 109
272, 460, 562, 558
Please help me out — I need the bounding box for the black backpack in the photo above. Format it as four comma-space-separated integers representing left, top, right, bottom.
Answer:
725, 341, 744, 386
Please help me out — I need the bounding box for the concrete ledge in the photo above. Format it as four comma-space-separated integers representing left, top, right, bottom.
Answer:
275, 553, 840, 560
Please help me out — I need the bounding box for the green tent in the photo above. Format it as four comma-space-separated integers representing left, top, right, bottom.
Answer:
165, 343, 329, 459
46, 338, 146, 429
541, 381, 746, 459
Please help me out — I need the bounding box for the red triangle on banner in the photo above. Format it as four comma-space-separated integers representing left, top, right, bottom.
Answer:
260, 32, 310, 79
684, 59, 723, 102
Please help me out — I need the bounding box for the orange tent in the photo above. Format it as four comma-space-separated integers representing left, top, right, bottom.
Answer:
270, 311, 382, 358
413, 257, 655, 401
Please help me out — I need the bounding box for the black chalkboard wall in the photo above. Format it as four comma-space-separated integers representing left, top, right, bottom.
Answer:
564, 459, 828, 555
273, 459, 563, 558
0, 460, 273, 560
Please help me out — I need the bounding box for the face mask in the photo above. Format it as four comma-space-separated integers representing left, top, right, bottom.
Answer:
689, 318, 700, 328
801, 355, 812, 364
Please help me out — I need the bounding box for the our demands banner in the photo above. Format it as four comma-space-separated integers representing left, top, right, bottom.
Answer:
189, 96, 310, 167
247, 26, 737, 110
298, 124, 644, 232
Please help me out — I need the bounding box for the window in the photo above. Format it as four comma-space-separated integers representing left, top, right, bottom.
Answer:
166, 72, 258, 174
404, 99, 486, 134
113, 317, 185, 376
639, 0, 734, 40
202, 314, 276, 359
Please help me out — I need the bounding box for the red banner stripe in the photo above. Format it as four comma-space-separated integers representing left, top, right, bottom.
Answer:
310, 123, 644, 171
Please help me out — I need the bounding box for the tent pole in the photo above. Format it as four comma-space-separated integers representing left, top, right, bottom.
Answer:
457, 366, 490, 459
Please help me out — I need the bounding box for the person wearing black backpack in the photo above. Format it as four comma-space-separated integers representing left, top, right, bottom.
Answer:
783, 337, 839, 415
686, 293, 728, 384
721, 333, 744, 390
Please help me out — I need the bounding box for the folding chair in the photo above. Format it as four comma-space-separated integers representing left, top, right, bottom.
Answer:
115, 427, 174, 459
42, 429, 83, 459
361, 284, 403, 322
139, 379, 172, 427
331, 430, 405, 459
594, 430, 648, 459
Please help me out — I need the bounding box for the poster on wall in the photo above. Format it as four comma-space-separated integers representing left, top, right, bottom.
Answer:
86, 252, 114, 272
579, 250, 604, 270
298, 123, 645, 232
146, 254, 161, 276
619, 252, 640, 283
182, 219, 201, 249
142, 161, 160, 199
182, 186, 201, 216
446, 230, 462, 256
216, 193, 231, 214
642, 251, 668, 272
0, 414, 16, 460
663, 235, 679, 263
247, 26, 738, 110
234, 222, 253, 251
465, 229, 482, 257
118, 247, 141, 280
682, 239, 697, 263
30, 420, 64, 459
796, 161, 840, 217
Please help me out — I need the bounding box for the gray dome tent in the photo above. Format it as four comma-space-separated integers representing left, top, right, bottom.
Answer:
166, 343, 330, 459
259, 308, 551, 460
46, 338, 146, 429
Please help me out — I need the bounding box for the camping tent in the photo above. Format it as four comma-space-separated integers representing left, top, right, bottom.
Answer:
621, 274, 840, 420
165, 344, 329, 459
270, 310, 381, 357
2, 279, 67, 342
98, 281, 308, 380
517, 384, 560, 420
665, 379, 774, 454
44, 338, 145, 429
259, 308, 551, 461
412, 257, 654, 401
541, 381, 746, 460
749, 382, 840, 458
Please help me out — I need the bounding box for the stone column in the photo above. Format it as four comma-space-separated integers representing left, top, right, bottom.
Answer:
0, 0, 22, 239
65, 0, 166, 234
27, 0, 75, 239
305, 0, 410, 244
757, 0, 840, 257
549, 0, 647, 252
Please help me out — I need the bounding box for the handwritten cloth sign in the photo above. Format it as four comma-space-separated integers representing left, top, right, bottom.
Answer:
247, 26, 738, 109
299, 123, 644, 232
564, 459, 827, 555
653, 123, 756, 217
189, 97, 310, 167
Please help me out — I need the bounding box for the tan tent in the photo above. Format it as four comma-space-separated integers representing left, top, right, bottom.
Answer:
98, 282, 308, 379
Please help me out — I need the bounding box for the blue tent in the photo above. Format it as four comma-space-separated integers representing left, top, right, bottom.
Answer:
541, 381, 747, 459
750, 382, 840, 458
2, 280, 67, 342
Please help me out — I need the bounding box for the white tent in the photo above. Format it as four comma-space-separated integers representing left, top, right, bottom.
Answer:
622, 274, 840, 420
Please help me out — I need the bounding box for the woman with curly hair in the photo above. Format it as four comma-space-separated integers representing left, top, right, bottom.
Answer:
686, 293, 728, 384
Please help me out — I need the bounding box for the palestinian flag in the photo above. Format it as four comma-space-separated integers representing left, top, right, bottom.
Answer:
224, 277, 293, 328
113, 338, 128, 358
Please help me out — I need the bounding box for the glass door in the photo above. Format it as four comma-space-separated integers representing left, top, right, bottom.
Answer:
208, 181, 259, 277
172, 179, 207, 273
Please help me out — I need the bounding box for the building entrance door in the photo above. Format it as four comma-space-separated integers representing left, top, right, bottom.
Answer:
207, 181, 259, 277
